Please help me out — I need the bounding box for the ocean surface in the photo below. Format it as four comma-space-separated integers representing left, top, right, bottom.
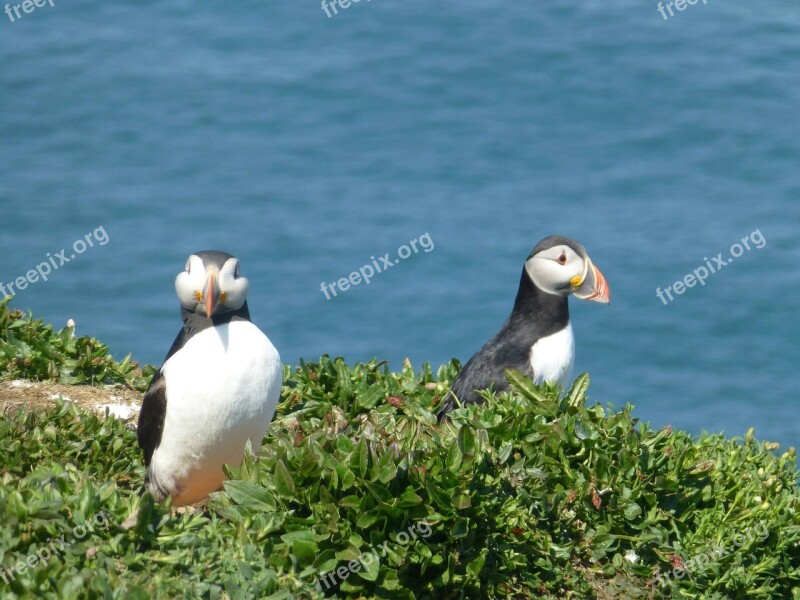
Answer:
1, 1, 798, 448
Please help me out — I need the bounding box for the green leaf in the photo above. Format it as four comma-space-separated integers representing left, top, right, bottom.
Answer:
350, 439, 369, 478
505, 368, 547, 402
223, 481, 275, 511
364, 481, 393, 504
357, 552, 380, 581
567, 372, 590, 407
457, 425, 476, 455
574, 419, 597, 441
623, 502, 642, 521
466, 551, 486, 578
446, 440, 463, 472
397, 488, 423, 507
273, 460, 295, 495
453, 494, 471, 509
356, 510, 380, 529
338, 495, 361, 509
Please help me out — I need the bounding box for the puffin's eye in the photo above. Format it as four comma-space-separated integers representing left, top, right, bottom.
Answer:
556, 252, 567, 265
185, 260, 191, 274
234, 263, 240, 278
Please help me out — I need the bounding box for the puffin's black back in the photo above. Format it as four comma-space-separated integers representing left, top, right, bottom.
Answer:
436, 268, 569, 420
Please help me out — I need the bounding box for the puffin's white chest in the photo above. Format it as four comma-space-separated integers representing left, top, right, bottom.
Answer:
154, 320, 282, 505
529, 322, 575, 389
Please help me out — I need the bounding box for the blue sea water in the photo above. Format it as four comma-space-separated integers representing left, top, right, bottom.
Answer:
1, 1, 798, 447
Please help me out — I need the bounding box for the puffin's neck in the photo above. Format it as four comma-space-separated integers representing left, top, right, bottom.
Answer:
510, 268, 570, 330
180, 301, 251, 338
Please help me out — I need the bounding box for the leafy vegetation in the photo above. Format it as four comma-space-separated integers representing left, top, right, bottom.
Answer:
0, 302, 798, 599
0, 297, 153, 391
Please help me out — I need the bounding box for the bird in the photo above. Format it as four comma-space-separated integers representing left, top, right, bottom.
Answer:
137, 251, 282, 506
436, 236, 609, 421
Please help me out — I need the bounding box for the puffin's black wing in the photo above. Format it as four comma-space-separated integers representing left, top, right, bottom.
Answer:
137, 371, 167, 466
136, 328, 189, 466
436, 322, 533, 421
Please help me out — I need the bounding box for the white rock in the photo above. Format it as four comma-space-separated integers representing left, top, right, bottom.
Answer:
103, 404, 136, 420
8, 380, 35, 389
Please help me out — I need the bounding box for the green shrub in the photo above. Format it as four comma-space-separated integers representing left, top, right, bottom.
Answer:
0, 305, 798, 599
0, 297, 153, 390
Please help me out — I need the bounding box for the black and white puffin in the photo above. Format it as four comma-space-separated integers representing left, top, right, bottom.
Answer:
436, 236, 609, 421
137, 251, 282, 506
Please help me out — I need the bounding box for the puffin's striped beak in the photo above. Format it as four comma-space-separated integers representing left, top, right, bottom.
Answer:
203, 272, 220, 318
573, 260, 610, 304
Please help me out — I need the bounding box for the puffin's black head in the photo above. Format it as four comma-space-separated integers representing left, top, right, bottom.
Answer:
524, 235, 610, 303
174, 251, 249, 318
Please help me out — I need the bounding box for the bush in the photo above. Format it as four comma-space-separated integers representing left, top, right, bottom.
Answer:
0, 297, 153, 390
0, 304, 798, 598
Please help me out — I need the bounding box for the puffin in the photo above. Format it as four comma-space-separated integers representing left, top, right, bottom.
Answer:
137, 251, 282, 506
436, 236, 609, 421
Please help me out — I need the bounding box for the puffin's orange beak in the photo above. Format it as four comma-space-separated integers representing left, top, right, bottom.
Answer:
573, 260, 610, 304
202, 272, 220, 318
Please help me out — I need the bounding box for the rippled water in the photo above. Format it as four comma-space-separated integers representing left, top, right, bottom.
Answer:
1, 1, 798, 446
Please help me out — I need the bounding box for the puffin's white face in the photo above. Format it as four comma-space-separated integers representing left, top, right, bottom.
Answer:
525, 243, 610, 302
175, 253, 249, 317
